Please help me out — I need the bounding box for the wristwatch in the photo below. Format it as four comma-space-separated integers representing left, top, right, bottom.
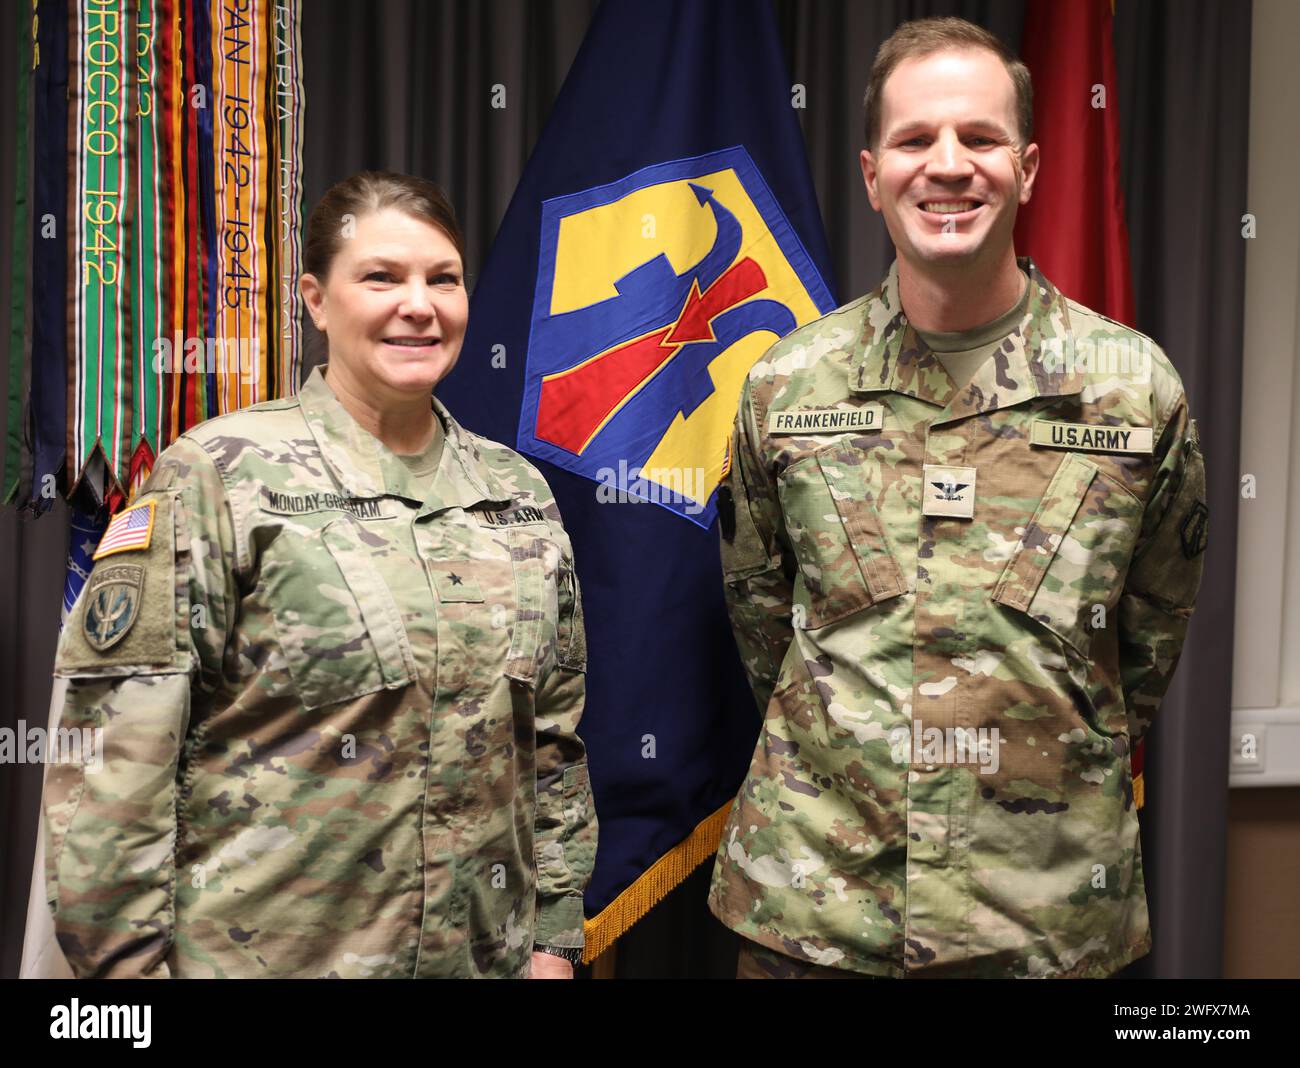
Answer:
534, 944, 583, 964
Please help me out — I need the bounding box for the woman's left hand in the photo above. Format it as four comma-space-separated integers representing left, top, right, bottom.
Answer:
528, 951, 574, 979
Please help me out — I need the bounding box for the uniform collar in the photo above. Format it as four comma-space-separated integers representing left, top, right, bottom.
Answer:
297, 365, 512, 515
848, 256, 1085, 423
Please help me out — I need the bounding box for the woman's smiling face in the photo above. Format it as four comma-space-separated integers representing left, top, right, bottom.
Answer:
301, 207, 469, 401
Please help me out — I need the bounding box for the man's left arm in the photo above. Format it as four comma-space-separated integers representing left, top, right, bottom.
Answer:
1117, 395, 1208, 744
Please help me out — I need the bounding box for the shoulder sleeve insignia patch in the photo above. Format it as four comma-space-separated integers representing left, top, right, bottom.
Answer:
82, 564, 145, 651
1178, 500, 1209, 559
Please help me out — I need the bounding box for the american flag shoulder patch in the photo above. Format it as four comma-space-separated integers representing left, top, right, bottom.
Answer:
94, 501, 157, 560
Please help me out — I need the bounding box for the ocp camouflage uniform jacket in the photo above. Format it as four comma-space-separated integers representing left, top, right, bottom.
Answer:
44, 366, 596, 978
708, 258, 1207, 978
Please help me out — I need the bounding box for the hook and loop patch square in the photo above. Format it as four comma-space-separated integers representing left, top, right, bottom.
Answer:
57, 494, 182, 673
922, 465, 977, 519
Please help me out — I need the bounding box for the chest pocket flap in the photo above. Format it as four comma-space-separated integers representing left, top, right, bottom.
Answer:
778, 442, 906, 630
269, 516, 416, 709
991, 452, 1143, 657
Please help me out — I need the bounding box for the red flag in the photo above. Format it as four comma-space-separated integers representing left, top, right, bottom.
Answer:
1016, 0, 1145, 800
1014, 0, 1135, 326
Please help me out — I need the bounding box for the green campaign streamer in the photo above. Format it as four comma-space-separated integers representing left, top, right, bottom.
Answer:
69, 0, 134, 496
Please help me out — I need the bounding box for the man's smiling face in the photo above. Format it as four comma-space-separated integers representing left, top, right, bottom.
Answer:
860, 48, 1038, 273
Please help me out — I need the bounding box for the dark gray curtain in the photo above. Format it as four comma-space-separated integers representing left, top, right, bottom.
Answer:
0, 0, 1249, 979
0, 3, 77, 982
1109, 0, 1248, 980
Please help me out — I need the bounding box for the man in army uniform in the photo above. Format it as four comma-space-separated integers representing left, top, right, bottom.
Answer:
709, 17, 1206, 978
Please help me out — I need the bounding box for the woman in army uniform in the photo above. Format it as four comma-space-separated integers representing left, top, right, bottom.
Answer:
42, 172, 595, 979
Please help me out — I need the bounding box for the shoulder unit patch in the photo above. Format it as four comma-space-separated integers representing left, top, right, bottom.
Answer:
1179, 500, 1209, 559
82, 564, 145, 651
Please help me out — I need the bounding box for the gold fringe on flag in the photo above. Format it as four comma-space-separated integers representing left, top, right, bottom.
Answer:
582, 800, 732, 964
